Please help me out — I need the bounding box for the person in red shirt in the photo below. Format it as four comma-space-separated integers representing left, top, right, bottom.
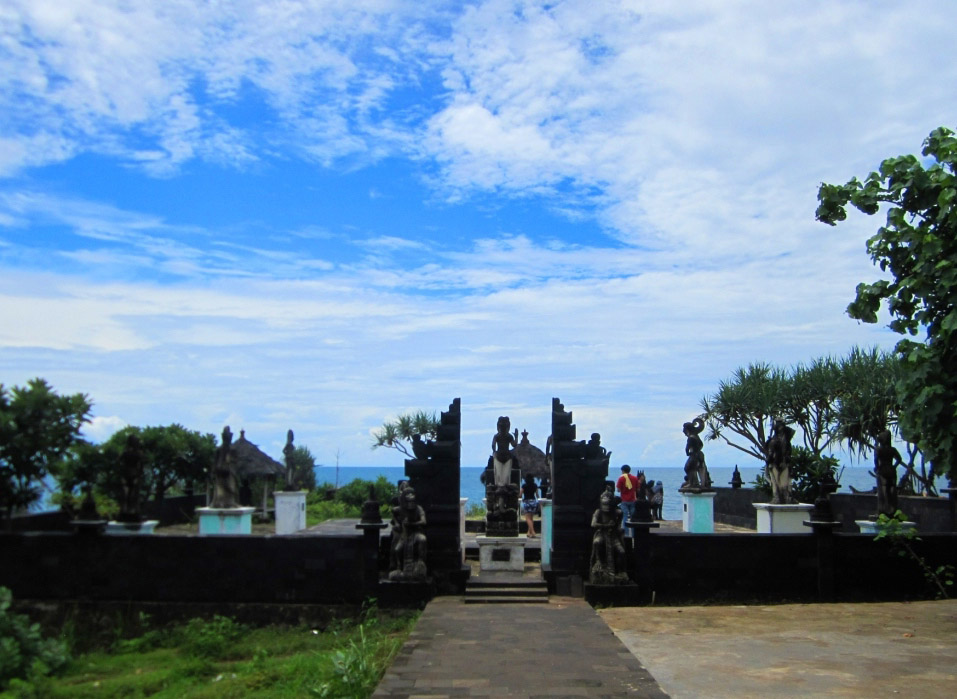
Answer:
616, 464, 639, 538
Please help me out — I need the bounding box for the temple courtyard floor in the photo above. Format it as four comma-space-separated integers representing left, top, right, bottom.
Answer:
376, 581, 956, 697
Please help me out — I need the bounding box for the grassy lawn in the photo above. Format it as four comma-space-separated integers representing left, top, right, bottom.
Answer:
3, 607, 418, 699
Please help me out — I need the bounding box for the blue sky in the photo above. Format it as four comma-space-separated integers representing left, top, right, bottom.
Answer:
2, 1, 955, 471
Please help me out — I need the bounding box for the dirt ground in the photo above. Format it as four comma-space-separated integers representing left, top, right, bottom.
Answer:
599, 599, 957, 698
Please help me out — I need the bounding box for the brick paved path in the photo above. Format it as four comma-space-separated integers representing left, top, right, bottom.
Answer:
374, 596, 668, 698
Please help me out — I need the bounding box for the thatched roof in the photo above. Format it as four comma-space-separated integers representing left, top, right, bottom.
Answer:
514, 429, 548, 479
231, 430, 284, 479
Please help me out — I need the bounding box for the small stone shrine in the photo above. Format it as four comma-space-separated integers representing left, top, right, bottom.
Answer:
548, 398, 611, 582
404, 398, 468, 589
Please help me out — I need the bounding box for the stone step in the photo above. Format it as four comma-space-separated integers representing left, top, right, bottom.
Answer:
465, 586, 548, 597
464, 595, 549, 604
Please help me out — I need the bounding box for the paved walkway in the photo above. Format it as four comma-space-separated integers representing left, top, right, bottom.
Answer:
374, 596, 668, 698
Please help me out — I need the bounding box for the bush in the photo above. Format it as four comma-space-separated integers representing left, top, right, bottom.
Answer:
0, 587, 70, 690
178, 615, 246, 660
334, 476, 397, 510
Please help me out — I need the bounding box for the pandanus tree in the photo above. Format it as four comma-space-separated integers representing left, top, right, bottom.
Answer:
371, 410, 439, 459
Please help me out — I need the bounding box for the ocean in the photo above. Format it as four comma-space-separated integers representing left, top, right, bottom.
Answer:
317, 464, 880, 521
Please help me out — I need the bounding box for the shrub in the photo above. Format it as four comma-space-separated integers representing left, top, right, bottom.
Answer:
0, 587, 70, 690
178, 615, 246, 660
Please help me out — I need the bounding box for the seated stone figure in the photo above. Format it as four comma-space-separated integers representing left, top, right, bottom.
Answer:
389, 485, 428, 581
589, 486, 630, 585
764, 419, 795, 504
584, 433, 611, 467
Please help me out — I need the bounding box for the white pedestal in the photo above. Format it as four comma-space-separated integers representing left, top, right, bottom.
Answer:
681, 491, 716, 533
105, 520, 158, 535
856, 519, 917, 534
274, 491, 307, 535
477, 536, 526, 572
754, 503, 814, 533
197, 507, 254, 535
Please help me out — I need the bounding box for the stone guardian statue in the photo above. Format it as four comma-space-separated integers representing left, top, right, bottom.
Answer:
589, 485, 630, 585
210, 426, 240, 509
389, 484, 428, 581
764, 419, 795, 504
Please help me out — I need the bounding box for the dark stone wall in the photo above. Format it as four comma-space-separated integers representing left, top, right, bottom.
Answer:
0, 533, 367, 605
641, 531, 956, 603
713, 487, 768, 528
714, 488, 955, 532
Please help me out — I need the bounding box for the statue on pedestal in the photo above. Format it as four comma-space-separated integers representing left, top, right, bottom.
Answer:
680, 418, 711, 490
210, 426, 240, 509
491, 416, 517, 486
389, 484, 428, 581
875, 429, 903, 516
764, 419, 795, 504
117, 433, 145, 523
589, 486, 629, 585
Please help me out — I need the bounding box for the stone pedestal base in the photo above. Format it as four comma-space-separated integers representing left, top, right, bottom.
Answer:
856, 519, 917, 534
105, 520, 158, 535
274, 491, 307, 535
754, 503, 814, 533
680, 490, 716, 533
477, 536, 526, 572
197, 507, 254, 535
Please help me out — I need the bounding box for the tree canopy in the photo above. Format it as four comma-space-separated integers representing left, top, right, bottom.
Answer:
371, 410, 439, 459
817, 126, 957, 482
0, 379, 91, 522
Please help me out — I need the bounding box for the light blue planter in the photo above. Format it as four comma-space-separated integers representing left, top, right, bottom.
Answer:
197, 507, 254, 535
681, 491, 716, 533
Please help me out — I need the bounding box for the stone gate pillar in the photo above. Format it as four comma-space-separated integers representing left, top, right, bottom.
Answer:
404, 398, 470, 591
547, 398, 610, 585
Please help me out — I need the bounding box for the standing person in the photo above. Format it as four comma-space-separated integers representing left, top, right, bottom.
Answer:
650, 479, 664, 520
521, 473, 539, 538
616, 465, 639, 537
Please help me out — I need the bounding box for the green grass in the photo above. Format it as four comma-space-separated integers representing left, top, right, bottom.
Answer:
2, 608, 418, 699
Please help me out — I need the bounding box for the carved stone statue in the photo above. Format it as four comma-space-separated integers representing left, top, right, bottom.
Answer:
875, 429, 902, 516
117, 433, 145, 523
491, 416, 517, 486
282, 429, 297, 490
680, 418, 711, 490
589, 485, 630, 585
764, 419, 795, 504
389, 484, 428, 581
210, 426, 240, 509
584, 433, 611, 466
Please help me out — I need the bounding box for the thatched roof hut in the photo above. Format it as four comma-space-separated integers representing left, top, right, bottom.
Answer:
230, 429, 284, 514
514, 429, 548, 479
231, 429, 284, 480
